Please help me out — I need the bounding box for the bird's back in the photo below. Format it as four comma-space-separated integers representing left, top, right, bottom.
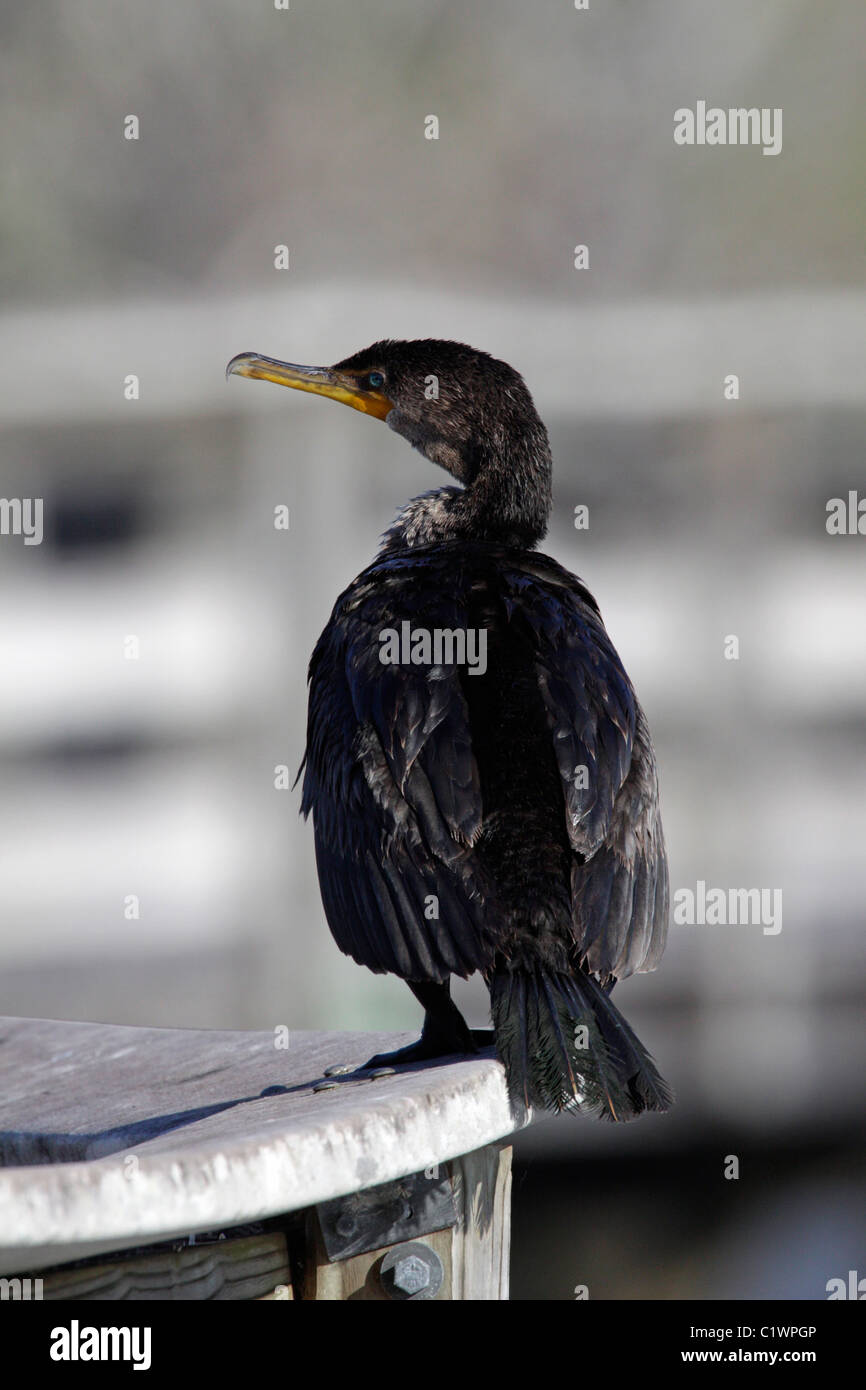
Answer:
301, 541, 668, 990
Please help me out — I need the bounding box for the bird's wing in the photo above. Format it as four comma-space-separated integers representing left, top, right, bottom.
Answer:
502, 556, 668, 980
301, 556, 497, 982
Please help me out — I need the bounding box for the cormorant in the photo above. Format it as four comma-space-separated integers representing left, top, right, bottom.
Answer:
227, 339, 671, 1121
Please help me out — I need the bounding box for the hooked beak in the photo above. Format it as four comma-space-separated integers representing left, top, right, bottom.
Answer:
226, 353, 393, 420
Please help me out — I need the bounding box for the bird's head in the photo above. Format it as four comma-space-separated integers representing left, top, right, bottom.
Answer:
227, 338, 552, 544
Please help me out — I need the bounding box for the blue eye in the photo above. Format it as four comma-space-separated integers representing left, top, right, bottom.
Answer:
367, 371, 385, 389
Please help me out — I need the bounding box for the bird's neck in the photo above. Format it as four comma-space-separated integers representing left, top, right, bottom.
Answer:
381, 439, 552, 552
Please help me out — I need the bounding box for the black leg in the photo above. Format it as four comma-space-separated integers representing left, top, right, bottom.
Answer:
360, 979, 480, 1071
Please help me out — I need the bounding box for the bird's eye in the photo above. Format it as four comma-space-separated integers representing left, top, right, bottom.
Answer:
367, 371, 385, 389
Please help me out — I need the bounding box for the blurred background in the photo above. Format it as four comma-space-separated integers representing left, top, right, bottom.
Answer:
1, 0, 864, 1299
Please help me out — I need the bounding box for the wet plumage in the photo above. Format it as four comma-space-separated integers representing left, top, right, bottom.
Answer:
228, 338, 672, 1120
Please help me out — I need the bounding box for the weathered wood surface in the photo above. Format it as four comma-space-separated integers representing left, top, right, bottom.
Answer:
0, 1017, 521, 1276
303, 1144, 512, 1300
449, 1143, 512, 1300
30, 1233, 290, 1301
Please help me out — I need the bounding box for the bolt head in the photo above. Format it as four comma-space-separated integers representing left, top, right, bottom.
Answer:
393, 1255, 430, 1295
380, 1241, 444, 1300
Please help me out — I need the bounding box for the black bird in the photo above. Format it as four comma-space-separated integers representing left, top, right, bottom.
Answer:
227, 339, 671, 1121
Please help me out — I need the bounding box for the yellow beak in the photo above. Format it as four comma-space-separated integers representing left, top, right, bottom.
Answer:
226, 353, 393, 420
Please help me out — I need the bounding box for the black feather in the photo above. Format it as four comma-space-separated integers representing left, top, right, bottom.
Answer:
490, 966, 673, 1121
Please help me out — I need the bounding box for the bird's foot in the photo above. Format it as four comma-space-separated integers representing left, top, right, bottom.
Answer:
357, 989, 493, 1074
359, 1036, 465, 1072
359, 1025, 491, 1073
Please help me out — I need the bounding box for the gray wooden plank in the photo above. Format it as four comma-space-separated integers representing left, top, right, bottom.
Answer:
449, 1144, 512, 1300
34, 1233, 290, 1302
0, 1017, 521, 1274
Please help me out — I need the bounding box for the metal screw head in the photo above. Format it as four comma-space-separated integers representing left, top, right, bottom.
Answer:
394, 1255, 429, 1294
380, 1241, 443, 1300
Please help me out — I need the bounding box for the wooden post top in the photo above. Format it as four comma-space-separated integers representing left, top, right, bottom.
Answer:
0, 1016, 522, 1274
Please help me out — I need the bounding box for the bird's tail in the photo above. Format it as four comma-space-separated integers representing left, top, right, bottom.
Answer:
489, 966, 673, 1121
